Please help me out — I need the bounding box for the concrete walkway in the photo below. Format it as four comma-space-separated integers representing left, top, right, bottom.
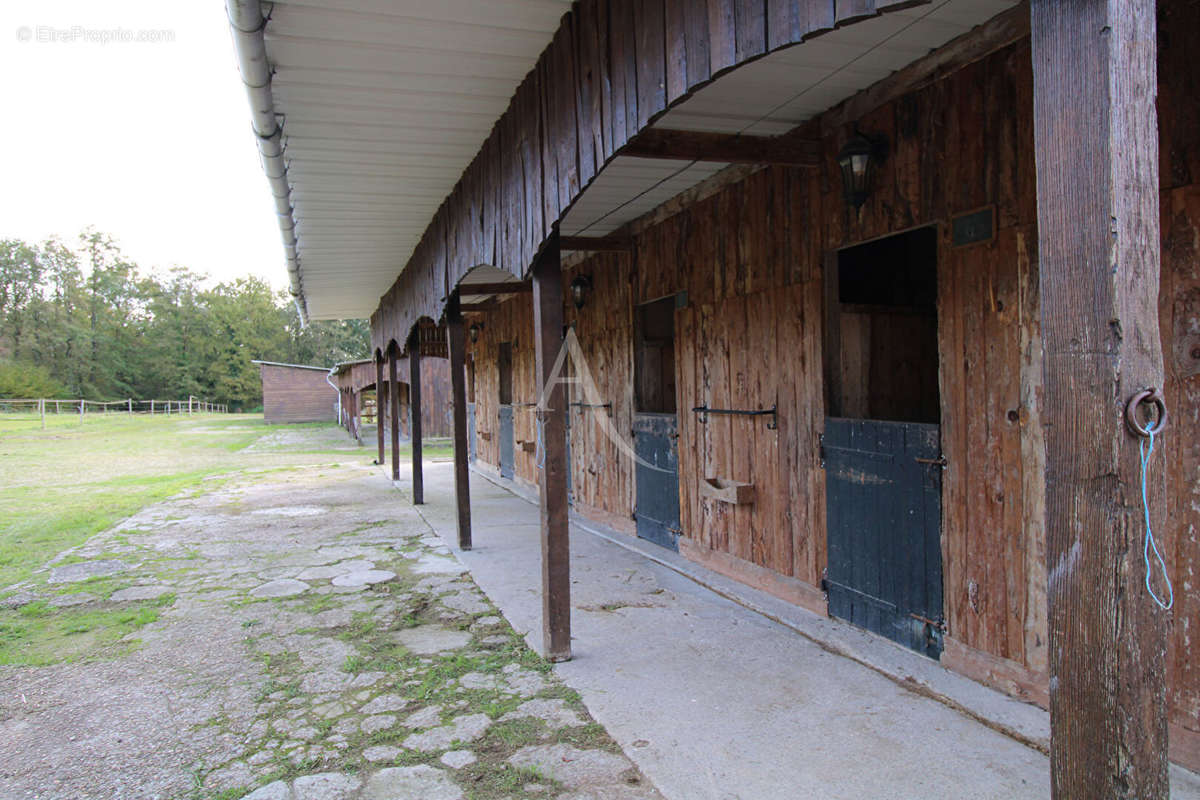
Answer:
410, 463, 1200, 800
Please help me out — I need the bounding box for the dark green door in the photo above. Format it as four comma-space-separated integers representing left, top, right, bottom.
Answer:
823, 418, 944, 658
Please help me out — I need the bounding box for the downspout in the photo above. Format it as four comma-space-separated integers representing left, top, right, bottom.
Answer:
226, 0, 308, 326
326, 368, 342, 426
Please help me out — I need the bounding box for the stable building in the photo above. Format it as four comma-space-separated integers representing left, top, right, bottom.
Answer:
331, 355, 456, 443
230, 1, 1200, 794
252, 360, 338, 424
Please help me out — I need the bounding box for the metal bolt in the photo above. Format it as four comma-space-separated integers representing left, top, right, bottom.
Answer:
1191, 346, 1200, 360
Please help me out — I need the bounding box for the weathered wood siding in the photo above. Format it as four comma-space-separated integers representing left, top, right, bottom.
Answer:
823, 41, 1048, 682
370, 0, 925, 354
468, 299, 538, 488
259, 364, 337, 424
1159, 0, 1200, 742
383, 358, 456, 440
564, 253, 637, 528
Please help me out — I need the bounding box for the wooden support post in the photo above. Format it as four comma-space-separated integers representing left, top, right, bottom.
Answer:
408, 331, 424, 505
389, 345, 401, 482
40, 398, 45, 430
376, 357, 386, 465
532, 232, 571, 662
128, 398, 132, 416
79, 400, 84, 423
1031, 2, 1168, 797
447, 294, 473, 550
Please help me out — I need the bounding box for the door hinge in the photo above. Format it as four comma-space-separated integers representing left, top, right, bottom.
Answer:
818, 433, 826, 469
909, 612, 947, 633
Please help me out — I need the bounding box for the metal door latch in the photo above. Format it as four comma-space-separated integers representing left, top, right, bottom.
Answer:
914, 455, 948, 468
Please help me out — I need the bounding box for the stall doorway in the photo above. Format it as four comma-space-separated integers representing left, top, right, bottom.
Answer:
498, 342, 514, 479
823, 226, 944, 659
466, 355, 476, 463
633, 295, 681, 551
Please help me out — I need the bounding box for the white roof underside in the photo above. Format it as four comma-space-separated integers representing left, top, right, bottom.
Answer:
264, 0, 573, 319
266, 0, 1017, 319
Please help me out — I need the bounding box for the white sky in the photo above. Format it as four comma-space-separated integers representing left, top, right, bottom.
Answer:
0, 1, 285, 288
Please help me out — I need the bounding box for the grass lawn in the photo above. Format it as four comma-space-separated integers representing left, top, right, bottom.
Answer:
0, 412, 448, 592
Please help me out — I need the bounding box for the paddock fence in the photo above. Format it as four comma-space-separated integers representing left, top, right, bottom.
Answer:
0, 397, 229, 429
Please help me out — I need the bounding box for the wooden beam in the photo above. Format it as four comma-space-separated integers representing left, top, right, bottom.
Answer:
388, 345, 401, 482
1031, 2, 1168, 797
532, 231, 571, 662
559, 235, 634, 252
446, 295, 472, 550
375, 358, 385, 466
408, 331, 424, 505
458, 282, 532, 296
460, 300, 500, 313
823, 4, 1029, 132
620, 128, 820, 166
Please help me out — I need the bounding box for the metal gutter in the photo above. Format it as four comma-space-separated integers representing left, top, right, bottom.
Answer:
225, 0, 308, 325
250, 360, 330, 371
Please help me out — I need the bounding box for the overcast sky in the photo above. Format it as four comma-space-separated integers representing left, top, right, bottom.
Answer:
0, 1, 285, 288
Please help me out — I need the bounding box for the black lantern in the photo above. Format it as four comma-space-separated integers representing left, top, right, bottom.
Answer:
569, 275, 592, 310
837, 132, 878, 210
468, 322, 483, 343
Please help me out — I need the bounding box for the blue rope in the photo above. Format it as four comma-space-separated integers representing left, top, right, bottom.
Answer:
1140, 428, 1173, 611
536, 416, 545, 471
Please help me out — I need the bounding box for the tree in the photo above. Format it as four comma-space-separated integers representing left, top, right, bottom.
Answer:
0, 231, 371, 406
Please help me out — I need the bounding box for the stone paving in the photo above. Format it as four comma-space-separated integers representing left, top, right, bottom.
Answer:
0, 460, 664, 800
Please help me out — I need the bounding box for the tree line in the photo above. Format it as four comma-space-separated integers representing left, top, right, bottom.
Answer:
0, 230, 369, 409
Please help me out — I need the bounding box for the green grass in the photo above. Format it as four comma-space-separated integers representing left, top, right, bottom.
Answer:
0, 592, 176, 666
0, 413, 403, 591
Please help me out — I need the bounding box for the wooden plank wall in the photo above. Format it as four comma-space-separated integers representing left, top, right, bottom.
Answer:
563, 253, 637, 530
638, 168, 826, 589
370, 0, 922, 355
466, 298, 538, 488
815, 41, 1048, 680
1158, 0, 1200, 739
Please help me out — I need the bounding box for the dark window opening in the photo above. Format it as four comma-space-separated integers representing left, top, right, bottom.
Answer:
498, 342, 513, 406
635, 296, 677, 414
832, 227, 939, 424
466, 355, 476, 404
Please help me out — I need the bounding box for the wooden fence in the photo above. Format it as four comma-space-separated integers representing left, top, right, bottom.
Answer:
0, 397, 229, 429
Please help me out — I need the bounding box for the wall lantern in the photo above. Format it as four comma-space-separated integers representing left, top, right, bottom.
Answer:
837, 131, 882, 210
569, 275, 593, 310
469, 322, 483, 343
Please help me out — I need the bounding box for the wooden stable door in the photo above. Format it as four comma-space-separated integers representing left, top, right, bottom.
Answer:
498, 342, 515, 479
823, 419, 944, 657
823, 227, 945, 658
633, 296, 682, 550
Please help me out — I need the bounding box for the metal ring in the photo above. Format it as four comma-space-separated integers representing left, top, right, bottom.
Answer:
1125, 387, 1168, 438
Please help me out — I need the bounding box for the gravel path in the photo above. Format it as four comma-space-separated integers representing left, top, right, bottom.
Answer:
0, 459, 663, 800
